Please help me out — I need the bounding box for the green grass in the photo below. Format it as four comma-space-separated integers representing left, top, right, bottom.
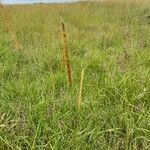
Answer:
0, 0, 150, 149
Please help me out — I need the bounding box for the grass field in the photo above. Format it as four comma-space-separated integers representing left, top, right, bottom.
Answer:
0, 0, 150, 149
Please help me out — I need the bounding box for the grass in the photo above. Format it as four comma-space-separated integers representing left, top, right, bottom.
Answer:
61, 22, 73, 87
0, 0, 150, 149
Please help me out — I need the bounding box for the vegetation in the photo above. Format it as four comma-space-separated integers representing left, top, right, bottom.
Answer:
0, 0, 150, 149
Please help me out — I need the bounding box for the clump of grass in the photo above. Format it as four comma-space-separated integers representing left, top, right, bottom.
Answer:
61, 22, 73, 87
1, 5, 22, 52
11, 30, 22, 52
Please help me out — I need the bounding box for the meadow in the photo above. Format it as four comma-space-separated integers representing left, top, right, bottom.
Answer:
0, 0, 150, 149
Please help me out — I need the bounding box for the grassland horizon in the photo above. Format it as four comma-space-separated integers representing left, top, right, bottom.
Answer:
1, 0, 80, 5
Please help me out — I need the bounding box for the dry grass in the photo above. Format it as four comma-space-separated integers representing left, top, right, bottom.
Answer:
77, 69, 85, 109
61, 22, 73, 87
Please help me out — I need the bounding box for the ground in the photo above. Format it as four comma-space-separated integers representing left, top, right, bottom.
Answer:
0, 0, 150, 149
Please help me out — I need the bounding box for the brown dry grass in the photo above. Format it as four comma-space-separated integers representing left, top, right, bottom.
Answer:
61, 22, 73, 87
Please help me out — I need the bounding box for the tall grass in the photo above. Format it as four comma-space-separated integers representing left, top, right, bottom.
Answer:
77, 69, 84, 109
1, 5, 22, 52
61, 22, 73, 87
